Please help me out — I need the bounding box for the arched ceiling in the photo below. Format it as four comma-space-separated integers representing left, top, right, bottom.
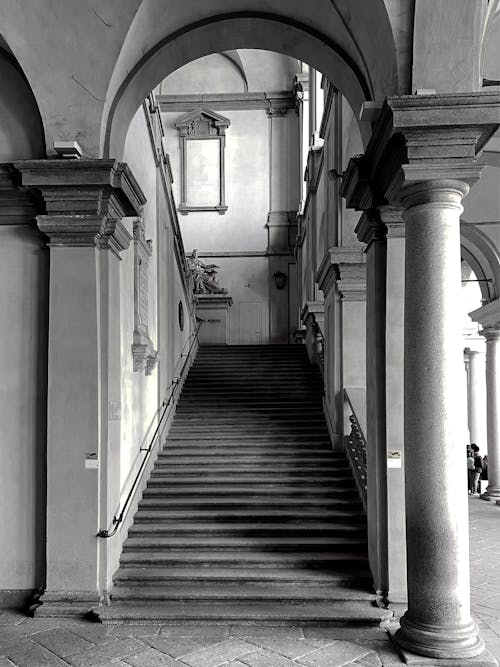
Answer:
0, 0, 489, 161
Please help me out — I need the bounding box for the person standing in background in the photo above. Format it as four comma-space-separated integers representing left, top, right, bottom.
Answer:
471, 444, 483, 495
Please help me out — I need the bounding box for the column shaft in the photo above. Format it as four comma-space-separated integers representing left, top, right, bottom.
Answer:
482, 330, 500, 500
468, 350, 487, 450
395, 180, 483, 659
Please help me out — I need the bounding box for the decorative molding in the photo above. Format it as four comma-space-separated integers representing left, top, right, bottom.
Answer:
304, 146, 324, 194
316, 246, 366, 300
197, 249, 294, 258
379, 205, 405, 238
142, 98, 193, 304
175, 108, 230, 216
157, 91, 295, 113
194, 294, 233, 310
469, 298, 500, 330
132, 214, 157, 374
13, 159, 145, 256
0, 165, 39, 226
14, 159, 146, 217
355, 212, 387, 246
341, 92, 500, 211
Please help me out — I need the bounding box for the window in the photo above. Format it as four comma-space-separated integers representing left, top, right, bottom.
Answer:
175, 108, 230, 215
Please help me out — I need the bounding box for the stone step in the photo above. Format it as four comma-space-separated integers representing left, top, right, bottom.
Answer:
148, 471, 351, 481
146, 477, 354, 488
157, 449, 335, 457
123, 534, 365, 547
133, 509, 365, 522
138, 497, 361, 509
111, 583, 374, 602
119, 552, 367, 568
113, 566, 370, 584
127, 522, 364, 537
96, 600, 391, 625
149, 464, 348, 474
141, 487, 359, 499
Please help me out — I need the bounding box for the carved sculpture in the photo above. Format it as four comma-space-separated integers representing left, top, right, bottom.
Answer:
188, 249, 227, 295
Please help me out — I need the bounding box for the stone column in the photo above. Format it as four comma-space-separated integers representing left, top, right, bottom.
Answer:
15, 159, 145, 613
470, 300, 500, 502
467, 349, 487, 451
396, 179, 483, 659
341, 92, 500, 662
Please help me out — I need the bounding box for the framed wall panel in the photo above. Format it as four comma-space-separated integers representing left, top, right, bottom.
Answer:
175, 108, 230, 215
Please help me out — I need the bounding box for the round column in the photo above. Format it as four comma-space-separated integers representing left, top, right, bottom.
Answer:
468, 349, 487, 451
481, 328, 500, 501
395, 180, 484, 659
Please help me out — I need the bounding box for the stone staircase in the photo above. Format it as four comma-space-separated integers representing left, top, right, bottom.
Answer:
99, 345, 388, 625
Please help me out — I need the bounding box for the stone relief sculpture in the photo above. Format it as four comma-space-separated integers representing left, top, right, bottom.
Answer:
188, 249, 228, 294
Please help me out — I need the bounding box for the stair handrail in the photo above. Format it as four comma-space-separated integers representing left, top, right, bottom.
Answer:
344, 388, 368, 511
97, 319, 202, 538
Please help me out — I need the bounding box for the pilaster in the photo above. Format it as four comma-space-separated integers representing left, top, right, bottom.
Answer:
14, 159, 146, 614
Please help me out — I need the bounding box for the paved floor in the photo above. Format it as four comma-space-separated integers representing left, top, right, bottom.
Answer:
0, 497, 498, 667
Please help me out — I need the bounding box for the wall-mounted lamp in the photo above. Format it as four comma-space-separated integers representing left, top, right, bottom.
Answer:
273, 270, 287, 290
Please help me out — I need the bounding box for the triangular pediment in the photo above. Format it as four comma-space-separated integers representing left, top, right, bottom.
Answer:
175, 107, 230, 136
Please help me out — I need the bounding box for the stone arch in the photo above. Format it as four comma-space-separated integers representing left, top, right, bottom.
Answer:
0, 37, 45, 161
461, 222, 500, 303
102, 6, 399, 159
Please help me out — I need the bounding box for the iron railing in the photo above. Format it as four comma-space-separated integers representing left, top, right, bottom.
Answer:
97, 320, 202, 538
344, 389, 367, 510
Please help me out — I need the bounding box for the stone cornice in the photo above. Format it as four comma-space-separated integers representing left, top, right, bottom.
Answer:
0, 165, 39, 226
13, 159, 144, 254
36, 215, 132, 256
316, 246, 366, 300
469, 298, 500, 330
355, 212, 387, 246
341, 92, 500, 210
14, 159, 146, 218
379, 205, 405, 238
304, 146, 324, 195
300, 300, 324, 324
157, 91, 295, 113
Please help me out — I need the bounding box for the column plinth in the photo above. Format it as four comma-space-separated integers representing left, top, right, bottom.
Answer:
394, 179, 483, 660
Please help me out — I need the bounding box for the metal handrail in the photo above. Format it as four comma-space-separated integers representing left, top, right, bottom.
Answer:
97, 320, 202, 538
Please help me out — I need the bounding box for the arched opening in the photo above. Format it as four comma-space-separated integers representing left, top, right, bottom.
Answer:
102, 9, 399, 159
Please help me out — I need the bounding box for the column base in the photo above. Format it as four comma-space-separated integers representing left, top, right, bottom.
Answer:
480, 486, 500, 502
30, 590, 104, 618
394, 614, 485, 660
389, 624, 496, 665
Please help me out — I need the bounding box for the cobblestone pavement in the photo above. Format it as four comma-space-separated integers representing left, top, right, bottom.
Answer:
0, 497, 498, 667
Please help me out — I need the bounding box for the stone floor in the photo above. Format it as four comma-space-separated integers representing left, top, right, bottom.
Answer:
0, 497, 498, 667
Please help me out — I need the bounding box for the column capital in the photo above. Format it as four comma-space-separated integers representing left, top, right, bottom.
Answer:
355, 211, 387, 246
13, 159, 145, 254
470, 299, 500, 335
316, 246, 366, 301
341, 92, 500, 210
